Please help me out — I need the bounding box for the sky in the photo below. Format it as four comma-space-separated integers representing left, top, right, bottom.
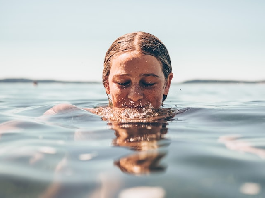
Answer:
0, 0, 264, 83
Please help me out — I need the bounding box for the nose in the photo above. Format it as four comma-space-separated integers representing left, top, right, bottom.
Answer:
128, 84, 143, 102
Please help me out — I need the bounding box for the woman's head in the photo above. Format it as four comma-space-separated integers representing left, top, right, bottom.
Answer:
103, 31, 173, 109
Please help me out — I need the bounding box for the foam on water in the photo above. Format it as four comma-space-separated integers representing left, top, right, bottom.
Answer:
92, 105, 185, 122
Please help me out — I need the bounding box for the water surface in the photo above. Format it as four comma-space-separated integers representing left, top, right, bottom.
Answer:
0, 83, 264, 198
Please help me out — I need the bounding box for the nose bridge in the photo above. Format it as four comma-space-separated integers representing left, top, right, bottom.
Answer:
128, 83, 143, 101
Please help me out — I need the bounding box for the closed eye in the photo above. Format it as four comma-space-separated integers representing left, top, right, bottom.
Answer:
141, 81, 156, 87
117, 81, 131, 86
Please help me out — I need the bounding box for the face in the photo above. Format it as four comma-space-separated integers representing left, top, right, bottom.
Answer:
105, 52, 173, 109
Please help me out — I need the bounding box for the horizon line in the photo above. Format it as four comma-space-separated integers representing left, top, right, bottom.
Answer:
0, 78, 264, 84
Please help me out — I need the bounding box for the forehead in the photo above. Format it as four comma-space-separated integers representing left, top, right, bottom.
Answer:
110, 52, 163, 75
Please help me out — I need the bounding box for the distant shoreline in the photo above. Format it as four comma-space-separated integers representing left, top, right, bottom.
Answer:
0, 78, 99, 84
181, 80, 265, 84
0, 78, 264, 84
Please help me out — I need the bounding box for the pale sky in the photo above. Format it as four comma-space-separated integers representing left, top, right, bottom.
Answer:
0, 0, 264, 83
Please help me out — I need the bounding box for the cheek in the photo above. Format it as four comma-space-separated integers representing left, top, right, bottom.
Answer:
110, 85, 128, 99
144, 88, 164, 104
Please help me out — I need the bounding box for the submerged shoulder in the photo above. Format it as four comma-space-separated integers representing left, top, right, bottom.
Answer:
43, 103, 79, 115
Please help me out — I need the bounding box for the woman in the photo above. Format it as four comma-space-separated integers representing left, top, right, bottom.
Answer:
44, 31, 174, 118
102, 31, 173, 109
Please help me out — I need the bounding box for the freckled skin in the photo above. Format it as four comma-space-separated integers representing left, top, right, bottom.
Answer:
105, 52, 173, 109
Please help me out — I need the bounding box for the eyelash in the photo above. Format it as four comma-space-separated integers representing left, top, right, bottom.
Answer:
141, 81, 156, 87
117, 81, 156, 87
117, 81, 130, 86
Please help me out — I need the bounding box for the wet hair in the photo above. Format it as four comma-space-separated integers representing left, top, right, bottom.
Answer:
103, 31, 172, 89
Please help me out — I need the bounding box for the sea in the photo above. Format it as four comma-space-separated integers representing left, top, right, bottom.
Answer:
0, 82, 264, 198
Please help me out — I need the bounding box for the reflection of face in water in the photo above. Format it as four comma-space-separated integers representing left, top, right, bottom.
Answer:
111, 121, 170, 175
115, 151, 167, 175
112, 121, 169, 150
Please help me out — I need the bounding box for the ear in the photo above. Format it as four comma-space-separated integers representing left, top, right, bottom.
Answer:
104, 81, 110, 95
163, 73, 173, 95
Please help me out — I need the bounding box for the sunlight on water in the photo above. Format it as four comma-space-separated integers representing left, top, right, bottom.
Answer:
240, 182, 261, 195
119, 186, 165, 198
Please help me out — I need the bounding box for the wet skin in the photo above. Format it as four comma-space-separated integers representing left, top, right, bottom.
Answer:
105, 52, 173, 109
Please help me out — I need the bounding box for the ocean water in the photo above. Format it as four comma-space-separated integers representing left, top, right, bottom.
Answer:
0, 82, 264, 198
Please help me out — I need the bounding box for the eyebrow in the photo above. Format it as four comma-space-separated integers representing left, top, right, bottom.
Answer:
113, 73, 160, 78
141, 73, 160, 78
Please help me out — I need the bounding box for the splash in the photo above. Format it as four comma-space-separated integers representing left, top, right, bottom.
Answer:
93, 106, 179, 122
